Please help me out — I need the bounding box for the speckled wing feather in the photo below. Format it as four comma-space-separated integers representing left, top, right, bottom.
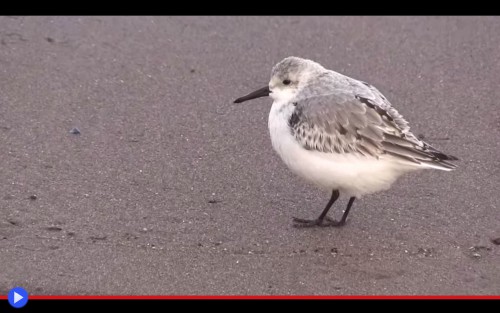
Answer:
288, 75, 458, 170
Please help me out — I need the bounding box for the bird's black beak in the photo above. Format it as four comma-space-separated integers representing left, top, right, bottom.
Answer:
233, 86, 270, 103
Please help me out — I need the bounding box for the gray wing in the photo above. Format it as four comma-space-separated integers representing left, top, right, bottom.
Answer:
289, 79, 458, 169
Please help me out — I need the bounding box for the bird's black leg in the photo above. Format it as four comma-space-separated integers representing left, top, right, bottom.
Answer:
293, 190, 340, 227
320, 196, 356, 227
293, 193, 356, 228
336, 196, 356, 226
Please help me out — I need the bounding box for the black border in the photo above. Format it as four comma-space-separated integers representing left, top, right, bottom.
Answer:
1, 298, 498, 312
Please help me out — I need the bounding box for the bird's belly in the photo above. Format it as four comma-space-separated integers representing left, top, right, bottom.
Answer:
268, 107, 411, 197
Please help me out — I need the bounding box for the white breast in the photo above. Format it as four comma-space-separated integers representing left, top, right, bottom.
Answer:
267, 101, 416, 198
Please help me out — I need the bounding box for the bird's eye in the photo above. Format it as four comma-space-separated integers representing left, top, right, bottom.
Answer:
283, 79, 291, 85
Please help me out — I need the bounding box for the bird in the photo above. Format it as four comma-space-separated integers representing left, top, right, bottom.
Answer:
233, 56, 458, 228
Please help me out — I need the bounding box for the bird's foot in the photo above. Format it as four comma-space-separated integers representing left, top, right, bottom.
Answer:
292, 216, 346, 228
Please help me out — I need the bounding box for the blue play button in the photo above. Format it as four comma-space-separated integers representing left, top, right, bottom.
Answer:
8, 287, 28, 308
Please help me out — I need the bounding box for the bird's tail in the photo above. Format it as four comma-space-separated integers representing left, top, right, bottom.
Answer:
418, 142, 458, 171
382, 138, 458, 171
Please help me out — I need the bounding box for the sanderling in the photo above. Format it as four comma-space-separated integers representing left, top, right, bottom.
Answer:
234, 56, 458, 228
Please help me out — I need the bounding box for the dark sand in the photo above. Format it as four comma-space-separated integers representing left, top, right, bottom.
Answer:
0, 16, 499, 295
